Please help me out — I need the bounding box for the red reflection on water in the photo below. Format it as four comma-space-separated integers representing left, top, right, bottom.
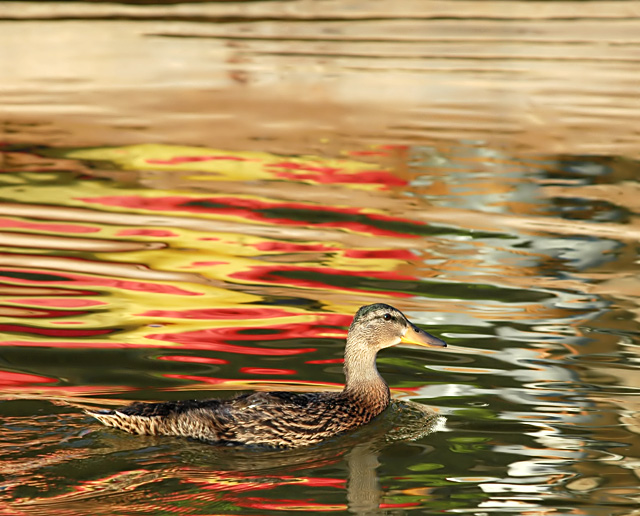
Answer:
344, 249, 415, 260
163, 374, 230, 384
0, 283, 98, 296
266, 161, 407, 187
255, 244, 414, 260
0, 384, 130, 396
0, 324, 113, 337
175, 471, 346, 496
313, 314, 352, 327
116, 228, 178, 237
0, 370, 56, 386
0, 312, 351, 355
146, 154, 253, 164
254, 242, 339, 253
186, 260, 227, 266
239, 367, 296, 375
0, 217, 99, 234
0, 305, 88, 318
163, 374, 343, 389
381, 502, 421, 509
1, 268, 200, 296
233, 264, 413, 281
77, 195, 420, 237
306, 358, 344, 364
230, 265, 413, 297
157, 355, 229, 365
302, 478, 347, 488
393, 386, 421, 395
7, 298, 106, 308
239, 498, 345, 511
148, 329, 317, 356
0, 339, 310, 355
158, 471, 354, 514
269, 162, 342, 174
0, 340, 144, 349
139, 306, 293, 320
147, 312, 351, 351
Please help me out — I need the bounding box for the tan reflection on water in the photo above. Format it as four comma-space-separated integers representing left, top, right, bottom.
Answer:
2, 0, 640, 155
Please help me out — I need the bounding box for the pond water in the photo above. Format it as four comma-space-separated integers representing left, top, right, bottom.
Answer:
2, 1, 640, 515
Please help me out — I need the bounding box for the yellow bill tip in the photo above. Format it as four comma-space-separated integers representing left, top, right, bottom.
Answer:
400, 324, 447, 348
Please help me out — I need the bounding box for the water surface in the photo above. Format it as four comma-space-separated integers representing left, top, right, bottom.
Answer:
1, 1, 640, 515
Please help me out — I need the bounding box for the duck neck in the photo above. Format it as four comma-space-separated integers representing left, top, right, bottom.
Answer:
342, 337, 390, 406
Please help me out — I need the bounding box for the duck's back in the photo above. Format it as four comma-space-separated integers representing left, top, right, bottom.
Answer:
88, 389, 386, 448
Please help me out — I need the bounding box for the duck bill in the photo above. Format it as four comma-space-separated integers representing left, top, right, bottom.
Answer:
401, 324, 447, 348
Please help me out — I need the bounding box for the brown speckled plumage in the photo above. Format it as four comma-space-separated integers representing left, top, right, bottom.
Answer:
87, 303, 446, 448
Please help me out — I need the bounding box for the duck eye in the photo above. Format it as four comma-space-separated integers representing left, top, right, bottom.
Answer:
383, 313, 392, 321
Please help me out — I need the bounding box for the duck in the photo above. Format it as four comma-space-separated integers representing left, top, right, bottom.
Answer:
87, 303, 446, 448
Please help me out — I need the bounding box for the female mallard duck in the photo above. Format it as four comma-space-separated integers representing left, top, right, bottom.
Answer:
88, 303, 446, 448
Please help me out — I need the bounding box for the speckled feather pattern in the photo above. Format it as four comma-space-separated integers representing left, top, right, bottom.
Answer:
87, 388, 389, 448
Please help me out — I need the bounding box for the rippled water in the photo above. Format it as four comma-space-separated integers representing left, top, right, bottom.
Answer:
2, 1, 640, 515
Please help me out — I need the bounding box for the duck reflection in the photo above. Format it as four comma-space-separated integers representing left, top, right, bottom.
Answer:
158, 400, 443, 514
83, 400, 445, 514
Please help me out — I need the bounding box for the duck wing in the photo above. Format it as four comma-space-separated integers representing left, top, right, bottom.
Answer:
87, 391, 364, 447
